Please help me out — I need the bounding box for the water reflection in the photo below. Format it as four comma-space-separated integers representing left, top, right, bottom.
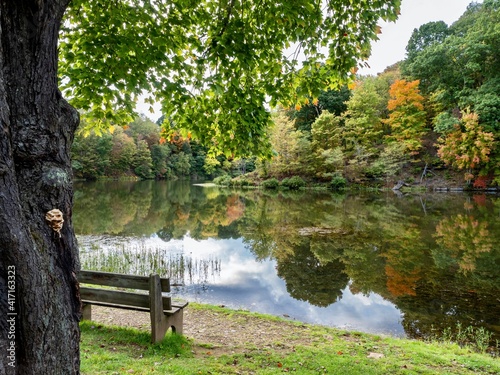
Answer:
75, 180, 500, 343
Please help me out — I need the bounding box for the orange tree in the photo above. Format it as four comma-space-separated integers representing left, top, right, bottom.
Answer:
384, 79, 427, 155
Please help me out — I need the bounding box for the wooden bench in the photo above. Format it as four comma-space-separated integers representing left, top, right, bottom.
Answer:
77, 270, 188, 343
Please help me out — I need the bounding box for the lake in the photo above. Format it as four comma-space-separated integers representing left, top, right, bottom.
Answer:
74, 180, 500, 344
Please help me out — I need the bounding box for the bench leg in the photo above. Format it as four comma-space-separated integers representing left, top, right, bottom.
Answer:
82, 303, 92, 320
150, 275, 168, 343
165, 308, 184, 335
149, 274, 186, 342
150, 314, 168, 343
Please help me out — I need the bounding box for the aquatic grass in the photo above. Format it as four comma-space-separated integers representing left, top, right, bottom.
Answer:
429, 322, 497, 355
79, 242, 221, 286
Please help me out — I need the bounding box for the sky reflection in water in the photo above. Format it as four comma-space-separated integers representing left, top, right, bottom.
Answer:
80, 234, 405, 337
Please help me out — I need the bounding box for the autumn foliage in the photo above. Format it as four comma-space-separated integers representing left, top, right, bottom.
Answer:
385, 79, 427, 154
437, 111, 495, 182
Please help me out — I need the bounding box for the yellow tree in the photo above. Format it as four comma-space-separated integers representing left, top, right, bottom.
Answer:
385, 79, 427, 154
269, 111, 312, 176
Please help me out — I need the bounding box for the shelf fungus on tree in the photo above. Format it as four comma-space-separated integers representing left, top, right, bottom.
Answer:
45, 209, 64, 237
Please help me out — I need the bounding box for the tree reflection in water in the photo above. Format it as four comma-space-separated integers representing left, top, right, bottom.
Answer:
74, 181, 500, 345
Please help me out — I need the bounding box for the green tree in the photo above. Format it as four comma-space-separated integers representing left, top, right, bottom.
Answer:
432, 111, 460, 135
310, 111, 345, 178
342, 77, 387, 152
203, 157, 221, 177
189, 142, 210, 179
133, 139, 154, 179
405, 21, 449, 62
370, 142, 409, 182
320, 148, 345, 178
171, 151, 192, 177
151, 144, 173, 179
460, 78, 500, 133
230, 157, 256, 177
109, 127, 138, 175
311, 111, 344, 151
125, 116, 161, 148
71, 130, 113, 179
402, 0, 500, 133
268, 112, 312, 177
288, 86, 351, 132
0, 0, 401, 372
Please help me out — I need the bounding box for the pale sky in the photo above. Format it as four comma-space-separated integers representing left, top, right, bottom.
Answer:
359, 0, 482, 75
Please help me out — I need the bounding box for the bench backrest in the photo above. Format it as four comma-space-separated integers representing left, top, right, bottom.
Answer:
78, 270, 170, 291
77, 270, 172, 310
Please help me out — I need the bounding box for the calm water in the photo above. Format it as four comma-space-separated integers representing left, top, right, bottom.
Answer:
74, 180, 500, 343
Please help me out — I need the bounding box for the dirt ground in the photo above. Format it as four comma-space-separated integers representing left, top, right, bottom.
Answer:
89, 305, 319, 356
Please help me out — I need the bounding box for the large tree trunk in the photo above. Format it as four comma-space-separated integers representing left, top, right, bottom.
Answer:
0, 1, 80, 374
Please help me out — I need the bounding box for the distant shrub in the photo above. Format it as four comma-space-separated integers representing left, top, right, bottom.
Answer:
261, 178, 279, 189
232, 177, 252, 187
213, 175, 232, 186
363, 163, 384, 178
330, 174, 346, 190
134, 165, 154, 180
281, 176, 306, 190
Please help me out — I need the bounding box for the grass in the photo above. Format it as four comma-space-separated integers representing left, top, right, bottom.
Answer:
81, 304, 500, 375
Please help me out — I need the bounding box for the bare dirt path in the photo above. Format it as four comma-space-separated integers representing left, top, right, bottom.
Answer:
89, 305, 320, 356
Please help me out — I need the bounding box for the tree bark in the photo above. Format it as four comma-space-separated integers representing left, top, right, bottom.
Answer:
0, 1, 80, 374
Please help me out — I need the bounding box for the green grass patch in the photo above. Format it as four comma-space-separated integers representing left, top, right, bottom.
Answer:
80, 321, 195, 374
81, 306, 500, 375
